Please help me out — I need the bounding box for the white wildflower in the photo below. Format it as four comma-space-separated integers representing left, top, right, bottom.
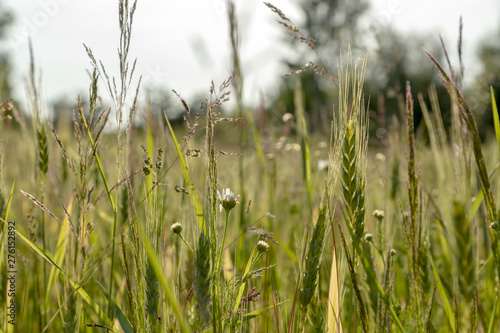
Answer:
217, 188, 239, 212
170, 222, 183, 234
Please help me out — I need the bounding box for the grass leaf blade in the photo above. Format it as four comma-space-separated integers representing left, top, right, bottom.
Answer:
430, 254, 455, 332
165, 112, 204, 232
45, 195, 73, 309
491, 87, 500, 159
16, 228, 117, 332
97, 282, 134, 333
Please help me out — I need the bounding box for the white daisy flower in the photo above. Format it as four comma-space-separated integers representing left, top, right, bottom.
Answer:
217, 187, 239, 212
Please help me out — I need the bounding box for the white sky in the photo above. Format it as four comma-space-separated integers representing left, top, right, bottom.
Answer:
4, 0, 500, 112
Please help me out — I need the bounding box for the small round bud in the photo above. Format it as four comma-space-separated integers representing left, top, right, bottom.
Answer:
170, 222, 183, 235
375, 153, 386, 162
282, 113, 294, 123
256, 240, 270, 254
222, 196, 237, 211
364, 233, 373, 242
390, 249, 397, 256
218, 188, 239, 213
490, 222, 499, 231
372, 209, 385, 220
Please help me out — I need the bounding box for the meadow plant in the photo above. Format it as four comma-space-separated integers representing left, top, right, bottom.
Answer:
3, 1, 500, 332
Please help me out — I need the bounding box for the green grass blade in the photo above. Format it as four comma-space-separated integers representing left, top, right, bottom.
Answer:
241, 300, 289, 320
0, 180, 15, 278
45, 195, 73, 309
491, 87, 500, 159
430, 254, 455, 332
215, 301, 289, 333
3, 180, 15, 221
342, 217, 406, 332
233, 247, 259, 316
471, 190, 485, 220
487, 296, 498, 333
0, 180, 15, 236
145, 108, 156, 227
246, 110, 266, 168
469, 163, 498, 218
79, 106, 115, 212
97, 281, 134, 333
478, 254, 494, 275
137, 212, 191, 332
294, 79, 313, 216
165, 112, 204, 232
16, 229, 117, 332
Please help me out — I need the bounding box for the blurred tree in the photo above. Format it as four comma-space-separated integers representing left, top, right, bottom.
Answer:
270, 0, 369, 134
468, 28, 500, 136
299, 0, 369, 58
270, 0, 453, 141
365, 27, 449, 142
0, 0, 13, 102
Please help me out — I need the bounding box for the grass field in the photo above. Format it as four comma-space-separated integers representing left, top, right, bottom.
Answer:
1, 1, 500, 332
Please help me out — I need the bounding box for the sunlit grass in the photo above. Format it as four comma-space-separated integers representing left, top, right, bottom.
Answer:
1, 1, 500, 332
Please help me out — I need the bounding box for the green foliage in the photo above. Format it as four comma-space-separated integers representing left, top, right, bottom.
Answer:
3, 1, 500, 332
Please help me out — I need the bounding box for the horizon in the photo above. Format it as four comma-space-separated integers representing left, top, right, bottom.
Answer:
3, 0, 500, 115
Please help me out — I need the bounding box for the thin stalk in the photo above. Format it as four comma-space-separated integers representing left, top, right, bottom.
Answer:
233, 246, 263, 316
78, 107, 118, 318
178, 234, 194, 254
217, 210, 231, 275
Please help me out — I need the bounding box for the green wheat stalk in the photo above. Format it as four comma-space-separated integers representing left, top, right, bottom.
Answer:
427, 52, 500, 281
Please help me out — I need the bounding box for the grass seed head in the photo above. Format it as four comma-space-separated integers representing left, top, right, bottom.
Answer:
170, 222, 183, 235
373, 209, 385, 220
257, 240, 270, 254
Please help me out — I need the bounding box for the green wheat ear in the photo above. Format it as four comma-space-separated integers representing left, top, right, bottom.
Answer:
308, 295, 325, 332
336, 50, 371, 332
194, 231, 211, 327
341, 118, 367, 244
453, 200, 475, 302
63, 290, 78, 333
145, 260, 160, 327
37, 124, 48, 177
299, 204, 327, 311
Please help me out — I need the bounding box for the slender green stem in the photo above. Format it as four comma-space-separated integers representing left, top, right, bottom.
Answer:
78, 107, 118, 318
233, 246, 262, 316
218, 210, 231, 275
178, 234, 194, 253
